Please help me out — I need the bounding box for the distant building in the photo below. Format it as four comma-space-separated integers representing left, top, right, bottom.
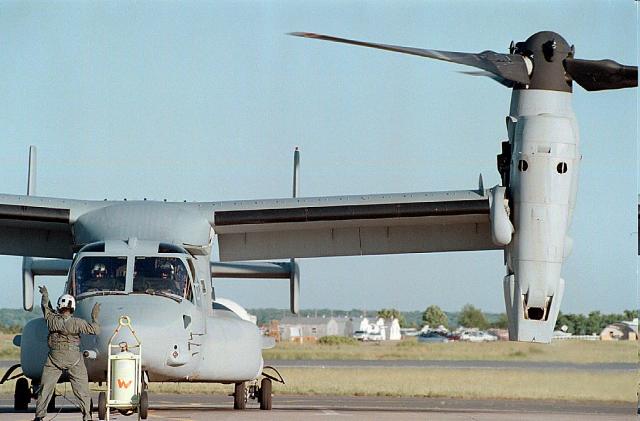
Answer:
279, 316, 352, 341
600, 320, 638, 341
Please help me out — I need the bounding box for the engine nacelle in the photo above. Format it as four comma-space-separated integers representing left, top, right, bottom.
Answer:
501, 90, 579, 343
19, 318, 49, 380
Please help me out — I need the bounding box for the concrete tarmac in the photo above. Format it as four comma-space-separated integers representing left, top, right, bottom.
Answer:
1, 393, 636, 421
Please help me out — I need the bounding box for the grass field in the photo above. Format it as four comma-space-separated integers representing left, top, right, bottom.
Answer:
150, 367, 638, 402
1, 334, 637, 363
0, 334, 17, 360
263, 338, 638, 364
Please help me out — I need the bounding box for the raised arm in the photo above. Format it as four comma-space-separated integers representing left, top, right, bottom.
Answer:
38, 285, 54, 321
77, 303, 101, 335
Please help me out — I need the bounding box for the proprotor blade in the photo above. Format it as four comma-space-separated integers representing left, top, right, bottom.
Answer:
289, 32, 530, 85
564, 58, 638, 91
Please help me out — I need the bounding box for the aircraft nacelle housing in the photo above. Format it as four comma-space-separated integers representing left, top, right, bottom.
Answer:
502, 89, 580, 343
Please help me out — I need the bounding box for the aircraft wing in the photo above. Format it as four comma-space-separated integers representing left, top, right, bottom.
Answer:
0, 187, 503, 261
212, 189, 501, 261
0, 194, 101, 259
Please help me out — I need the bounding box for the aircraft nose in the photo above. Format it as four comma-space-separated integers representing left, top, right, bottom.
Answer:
77, 295, 192, 372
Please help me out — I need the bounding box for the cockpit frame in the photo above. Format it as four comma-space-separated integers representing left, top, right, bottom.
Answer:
66, 240, 196, 303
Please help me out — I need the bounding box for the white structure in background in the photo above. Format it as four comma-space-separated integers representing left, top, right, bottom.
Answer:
376, 317, 401, 341
351, 316, 401, 341
356, 317, 370, 332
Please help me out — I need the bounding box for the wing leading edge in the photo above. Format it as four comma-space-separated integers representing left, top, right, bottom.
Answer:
213, 189, 501, 261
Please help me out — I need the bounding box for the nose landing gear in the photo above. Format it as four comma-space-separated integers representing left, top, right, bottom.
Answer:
232, 366, 284, 411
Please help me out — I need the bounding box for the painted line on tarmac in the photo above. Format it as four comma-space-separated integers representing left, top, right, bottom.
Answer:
315, 409, 352, 416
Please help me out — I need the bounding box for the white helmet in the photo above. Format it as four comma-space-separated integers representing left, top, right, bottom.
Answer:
57, 294, 76, 312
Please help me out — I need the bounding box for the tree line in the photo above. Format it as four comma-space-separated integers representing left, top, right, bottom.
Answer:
0, 307, 635, 334
419, 305, 636, 334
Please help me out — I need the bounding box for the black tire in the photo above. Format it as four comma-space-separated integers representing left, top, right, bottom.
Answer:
259, 378, 272, 410
98, 391, 107, 420
47, 395, 56, 412
233, 382, 246, 410
140, 391, 148, 419
14, 378, 30, 410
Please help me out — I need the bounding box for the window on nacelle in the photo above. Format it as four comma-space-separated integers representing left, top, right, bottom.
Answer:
132, 256, 190, 300
73, 256, 127, 296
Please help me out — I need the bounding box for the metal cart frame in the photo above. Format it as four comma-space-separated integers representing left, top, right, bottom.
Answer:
103, 315, 143, 421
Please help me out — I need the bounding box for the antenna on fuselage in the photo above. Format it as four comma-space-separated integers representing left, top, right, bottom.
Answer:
290, 147, 300, 314
292, 147, 300, 198
27, 146, 37, 196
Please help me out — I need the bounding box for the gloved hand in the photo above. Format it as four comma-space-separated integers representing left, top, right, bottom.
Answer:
91, 303, 101, 322
38, 285, 48, 297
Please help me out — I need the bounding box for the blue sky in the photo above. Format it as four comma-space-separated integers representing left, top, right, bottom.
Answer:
0, 0, 636, 313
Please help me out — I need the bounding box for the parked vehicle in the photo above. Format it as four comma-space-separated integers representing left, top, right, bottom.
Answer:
417, 331, 449, 343
446, 332, 461, 341
367, 332, 384, 341
353, 330, 368, 341
459, 330, 497, 342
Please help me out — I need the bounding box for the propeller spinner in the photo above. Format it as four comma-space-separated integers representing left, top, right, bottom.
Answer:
289, 31, 638, 92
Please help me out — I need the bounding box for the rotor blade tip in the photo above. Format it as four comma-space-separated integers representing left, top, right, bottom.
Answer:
288, 32, 319, 38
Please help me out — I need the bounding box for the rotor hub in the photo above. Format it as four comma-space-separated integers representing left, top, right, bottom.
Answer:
513, 31, 573, 92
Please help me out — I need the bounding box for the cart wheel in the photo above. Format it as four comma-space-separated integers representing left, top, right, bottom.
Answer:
140, 391, 149, 419
98, 391, 107, 420
233, 382, 246, 410
259, 378, 272, 410
14, 378, 30, 410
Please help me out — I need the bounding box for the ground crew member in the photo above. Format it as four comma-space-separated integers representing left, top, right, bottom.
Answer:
34, 286, 101, 421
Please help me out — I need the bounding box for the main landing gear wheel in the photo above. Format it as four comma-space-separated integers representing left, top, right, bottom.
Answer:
98, 391, 107, 420
14, 378, 30, 410
259, 378, 272, 410
140, 390, 149, 419
233, 382, 246, 410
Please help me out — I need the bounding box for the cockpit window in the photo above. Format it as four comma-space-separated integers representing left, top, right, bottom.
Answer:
132, 257, 189, 299
74, 256, 127, 295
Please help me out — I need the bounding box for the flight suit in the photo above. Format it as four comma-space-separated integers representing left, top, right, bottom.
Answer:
35, 290, 100, 421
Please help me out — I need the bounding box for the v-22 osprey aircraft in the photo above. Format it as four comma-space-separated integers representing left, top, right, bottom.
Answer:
0, 30, 637, 414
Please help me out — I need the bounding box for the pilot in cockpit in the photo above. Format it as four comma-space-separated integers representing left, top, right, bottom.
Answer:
84, 263, 108, 292
159, 262, 181, 295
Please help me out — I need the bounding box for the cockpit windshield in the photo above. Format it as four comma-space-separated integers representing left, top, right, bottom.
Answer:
132, 257, 189, 299
74, 256, 127, 295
